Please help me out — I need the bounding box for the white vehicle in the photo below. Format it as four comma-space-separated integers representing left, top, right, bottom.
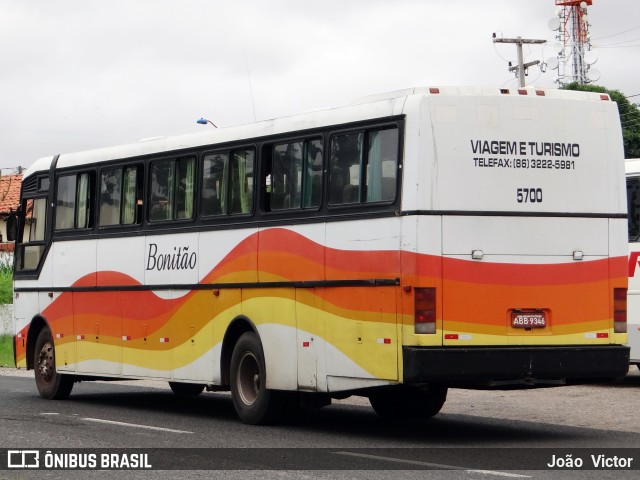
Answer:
625, 158, 640, 368
10, 86, 629, 424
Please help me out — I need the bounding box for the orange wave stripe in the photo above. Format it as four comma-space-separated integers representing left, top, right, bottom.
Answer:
14, 228, 623, 364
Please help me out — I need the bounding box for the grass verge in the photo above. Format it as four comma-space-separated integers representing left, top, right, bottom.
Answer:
0, 335, 15, 367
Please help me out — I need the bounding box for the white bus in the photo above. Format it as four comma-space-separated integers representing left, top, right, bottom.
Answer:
11, 86, 629, 424
625, 158, 640, 368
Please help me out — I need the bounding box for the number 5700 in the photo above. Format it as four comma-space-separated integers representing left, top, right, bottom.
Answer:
517, 188, 543, 203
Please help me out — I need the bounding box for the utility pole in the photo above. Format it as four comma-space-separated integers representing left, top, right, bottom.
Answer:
493, 36, 547, 87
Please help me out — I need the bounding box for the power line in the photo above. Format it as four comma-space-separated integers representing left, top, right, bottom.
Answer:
593, 24, 640, 41
598, 36, 640, 47
598, 44, 640, 49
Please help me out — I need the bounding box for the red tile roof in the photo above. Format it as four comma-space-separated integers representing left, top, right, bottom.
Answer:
0, 174, 22, 215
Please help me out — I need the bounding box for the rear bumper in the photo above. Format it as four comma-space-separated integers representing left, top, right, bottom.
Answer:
403, 345, 630, 387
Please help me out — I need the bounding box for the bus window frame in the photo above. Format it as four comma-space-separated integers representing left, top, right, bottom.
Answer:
200, 144, 258, 221
148, 155, 198, 225
53, 170, 96, 234
98, 163, 144, 229
326, 123, 402, 210
14, 195, 49, 273
260, 136, 324, 215
627, 175, 640, 243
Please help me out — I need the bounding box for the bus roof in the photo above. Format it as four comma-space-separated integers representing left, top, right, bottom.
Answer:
24, 86, 611, 178
626, 158, 640, 174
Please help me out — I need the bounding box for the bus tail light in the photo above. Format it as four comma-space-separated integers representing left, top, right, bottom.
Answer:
614, 288, 627, 333
415, 287, 436, 334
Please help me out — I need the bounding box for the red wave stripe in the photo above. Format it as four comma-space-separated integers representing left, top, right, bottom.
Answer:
258, 228, 325, 266
439, 256, 626, 286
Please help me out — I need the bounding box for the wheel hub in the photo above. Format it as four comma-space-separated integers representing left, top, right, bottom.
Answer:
37, 343, 54, 382
237, 352, 260, 406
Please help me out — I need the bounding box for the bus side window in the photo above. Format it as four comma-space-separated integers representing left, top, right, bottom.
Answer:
229, 149, 255, 215
271, 141, 303, 210
150, 160, 174, 221
264, 139, 322, 212
55, 172, 94, 230
627, 177, 640, 241
366, 128, 398, 203
55, 175, 77, 229
329, 133, 362, 205
149, 157, 195, 222
99, 165, 142, 226
122, 165, 142, 224
100, 168, 122, 226
329, 127, 398, 205
303, 139, 323, 209
15, 197, 47, 271
202, 153, 229, 216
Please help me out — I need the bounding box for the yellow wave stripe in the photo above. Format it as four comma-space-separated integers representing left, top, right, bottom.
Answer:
53, 296, 398, 380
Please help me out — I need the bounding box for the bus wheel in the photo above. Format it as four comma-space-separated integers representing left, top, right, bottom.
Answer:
230, 332, 286, 425
34, 327, 74, 400
369, 385, 447, 420
168, 382, 205, 396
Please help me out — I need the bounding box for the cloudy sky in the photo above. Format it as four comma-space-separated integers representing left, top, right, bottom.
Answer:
1, 0, 639, 171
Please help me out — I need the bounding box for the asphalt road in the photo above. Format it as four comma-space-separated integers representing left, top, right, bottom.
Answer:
0, 369, 639, 480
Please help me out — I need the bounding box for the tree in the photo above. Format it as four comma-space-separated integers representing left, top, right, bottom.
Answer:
563, 83, 640, 159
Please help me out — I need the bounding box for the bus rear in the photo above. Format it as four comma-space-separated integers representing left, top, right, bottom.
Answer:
400, 87, 629, 387
625, 158, 640, 367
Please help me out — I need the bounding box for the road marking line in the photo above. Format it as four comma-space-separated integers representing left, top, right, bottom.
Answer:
332, 451, 530, 478
82, 417, 193, 434
40, 412, 60, 416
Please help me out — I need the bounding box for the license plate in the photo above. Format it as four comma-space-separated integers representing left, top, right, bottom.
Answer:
511, 311, 546, 328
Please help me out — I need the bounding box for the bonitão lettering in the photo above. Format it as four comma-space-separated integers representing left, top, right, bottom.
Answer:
146, 243, 197, 271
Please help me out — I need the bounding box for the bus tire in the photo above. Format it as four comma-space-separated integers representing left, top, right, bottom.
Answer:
34, 327, 74, 400
168, 382, 205, 396
230, 332, 286, 425
369, 385, 447, 420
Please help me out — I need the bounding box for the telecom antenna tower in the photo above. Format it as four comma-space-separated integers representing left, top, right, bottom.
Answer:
549, 0, 599, 85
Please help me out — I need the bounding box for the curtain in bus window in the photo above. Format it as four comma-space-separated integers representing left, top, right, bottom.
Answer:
75, 173, 91, 228
100, 168, 122, 226
122, 166, 137, 224
231, 149, 254, 214
55, 175, 77, 230
366, 128, 398, 202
